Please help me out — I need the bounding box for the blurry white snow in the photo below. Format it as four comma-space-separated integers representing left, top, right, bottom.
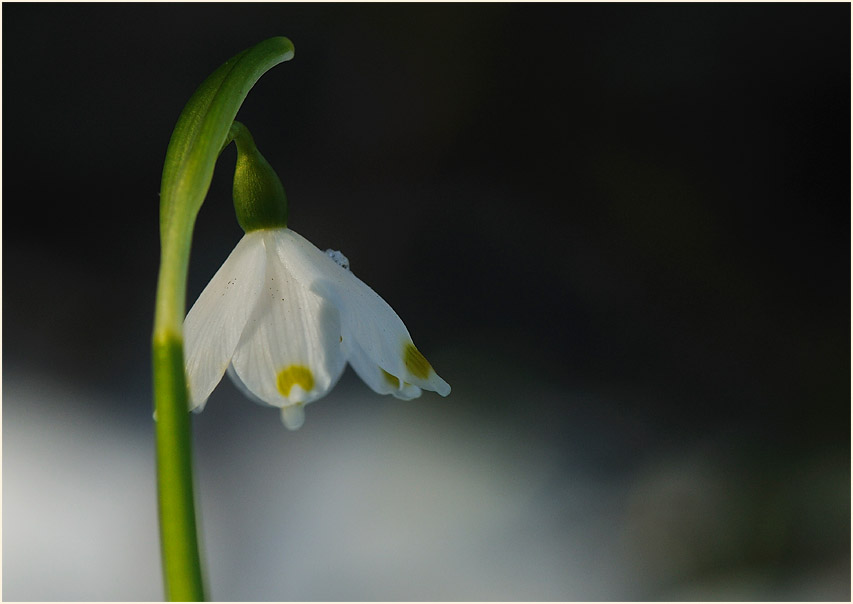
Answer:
4, 362, 848, 600
2, 368, 628, 601
3, 373, 162, 601
191, 372, 632, 601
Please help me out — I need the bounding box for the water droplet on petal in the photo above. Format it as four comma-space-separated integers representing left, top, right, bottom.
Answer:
325, 249, 350, 271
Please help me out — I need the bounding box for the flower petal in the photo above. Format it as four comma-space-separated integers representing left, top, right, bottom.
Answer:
229, 231, 348, 416
347, 339, 422, 400
274, 229, 451, 397
225, 364, 277, 408
280, 405, 305, 430
183, 232, 267, 411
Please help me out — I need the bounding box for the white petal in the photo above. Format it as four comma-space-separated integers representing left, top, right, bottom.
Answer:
280, 404, 305, 430
225, 364, 276, 408
274, 229, 450, 397
347, 339, 422, 400
229, 230, 347, 411
183, 232, 267, 411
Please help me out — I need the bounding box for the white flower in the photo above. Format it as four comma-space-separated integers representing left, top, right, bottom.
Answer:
183, 227, 450, 429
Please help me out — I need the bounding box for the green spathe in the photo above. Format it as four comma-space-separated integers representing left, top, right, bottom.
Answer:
230, 122, 288, 232
156, 36, 294, 335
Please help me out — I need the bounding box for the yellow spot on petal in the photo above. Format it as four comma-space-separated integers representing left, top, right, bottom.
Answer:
381, 369, 401, 388
404, 343, 432, 380
276, 365, 315, 397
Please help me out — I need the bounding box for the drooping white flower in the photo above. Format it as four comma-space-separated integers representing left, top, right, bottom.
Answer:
183, 227, 450, 429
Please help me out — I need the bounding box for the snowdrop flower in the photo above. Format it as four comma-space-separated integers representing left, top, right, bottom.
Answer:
182, 123, 449, 429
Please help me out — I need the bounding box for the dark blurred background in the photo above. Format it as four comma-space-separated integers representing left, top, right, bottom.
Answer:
3, 3, 850, 601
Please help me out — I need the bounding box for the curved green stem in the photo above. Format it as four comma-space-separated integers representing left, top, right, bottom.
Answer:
152, 37, 294, 601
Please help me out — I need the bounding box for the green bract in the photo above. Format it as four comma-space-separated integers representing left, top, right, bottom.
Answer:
156, 37, 294, 335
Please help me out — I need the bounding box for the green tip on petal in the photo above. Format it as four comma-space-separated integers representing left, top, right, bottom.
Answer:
276, 364, 315, 398
404, 343, 433, 380
381, 368, 401, 388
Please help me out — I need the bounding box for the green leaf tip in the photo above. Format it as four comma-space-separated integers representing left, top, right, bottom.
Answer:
159, 36, 295, 238
268, 36, 295, 60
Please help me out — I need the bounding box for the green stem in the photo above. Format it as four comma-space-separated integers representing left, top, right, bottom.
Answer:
152, 37, 294, 601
